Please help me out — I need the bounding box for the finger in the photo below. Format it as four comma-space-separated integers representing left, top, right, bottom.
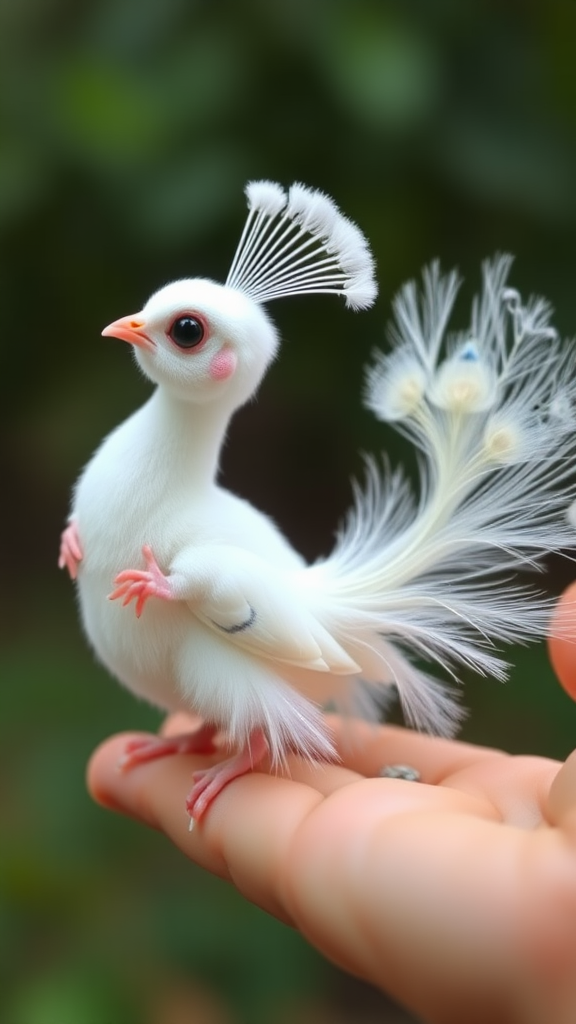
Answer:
87, 731, 226, 850
282, 780, 529, 1008
326, 716, 499, 784
88, 728, 361, 818
548, 583, 576, 701
152, 711, 501, 787
330, 718, 565, 827
546, 749, 576, 834
87, 727, 504, 989
160, 715, 450, 798
87, 731, 328, 922
86, 730, 460, 933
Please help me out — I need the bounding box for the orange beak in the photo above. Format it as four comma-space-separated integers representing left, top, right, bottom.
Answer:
101, 314, 155, 351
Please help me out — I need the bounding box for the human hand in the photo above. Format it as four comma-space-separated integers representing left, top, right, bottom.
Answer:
88, 706, 576, 1024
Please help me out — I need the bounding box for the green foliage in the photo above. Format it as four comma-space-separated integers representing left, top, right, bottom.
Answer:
2, 0, 576, 1020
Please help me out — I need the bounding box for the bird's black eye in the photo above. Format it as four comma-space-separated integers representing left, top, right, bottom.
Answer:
168, 316, 205, 349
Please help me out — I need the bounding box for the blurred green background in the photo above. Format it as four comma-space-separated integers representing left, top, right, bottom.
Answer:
2, 0, 576, 1021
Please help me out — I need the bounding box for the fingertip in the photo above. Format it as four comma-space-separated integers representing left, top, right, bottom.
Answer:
546, 749, 576, 830
86, 732, 158, 823
548, 583, 576, 701
86, 731, 324, 920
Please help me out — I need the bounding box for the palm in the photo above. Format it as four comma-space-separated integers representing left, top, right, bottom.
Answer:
89, 713, 576, 1024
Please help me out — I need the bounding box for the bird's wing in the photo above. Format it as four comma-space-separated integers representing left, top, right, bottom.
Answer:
172, 544, 360, 675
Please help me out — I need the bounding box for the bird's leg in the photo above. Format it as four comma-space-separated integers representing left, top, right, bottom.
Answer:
186, 728, 268, 823
58, 520, 83, 580
118, 723, 219, 771
109, 545, 173, 618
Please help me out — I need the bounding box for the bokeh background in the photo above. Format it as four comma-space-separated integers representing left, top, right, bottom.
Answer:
2, 0, 576, 1021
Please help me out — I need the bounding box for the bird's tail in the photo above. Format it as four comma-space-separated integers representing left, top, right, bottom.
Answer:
305, 256, 576, 734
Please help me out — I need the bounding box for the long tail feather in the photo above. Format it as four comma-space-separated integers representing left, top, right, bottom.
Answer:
306, 256, 576, 732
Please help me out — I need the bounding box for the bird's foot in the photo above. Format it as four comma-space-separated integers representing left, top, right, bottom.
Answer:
109, 545, 172, 617
118, 723, 219, 771
186, 729, 268, 825
58, 521, 83, 580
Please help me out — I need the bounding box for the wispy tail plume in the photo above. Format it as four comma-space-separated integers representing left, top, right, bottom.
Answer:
307, 256, 576, 733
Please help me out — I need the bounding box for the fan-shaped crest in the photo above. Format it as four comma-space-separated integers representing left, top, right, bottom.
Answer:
225, 180, 377, 310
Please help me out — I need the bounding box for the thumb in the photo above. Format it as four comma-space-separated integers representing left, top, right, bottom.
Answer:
548, 582, 576, 702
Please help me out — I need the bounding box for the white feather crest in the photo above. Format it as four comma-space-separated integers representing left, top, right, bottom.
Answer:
225, 180, 377, 310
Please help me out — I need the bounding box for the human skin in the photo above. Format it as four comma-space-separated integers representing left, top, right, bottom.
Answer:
88, 590, 576, 1024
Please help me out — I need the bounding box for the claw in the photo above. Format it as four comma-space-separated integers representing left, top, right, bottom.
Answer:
108, 545, 172, 617
58, 521, 83, 580
117, 724, 219, 771
185, 729, 268, 822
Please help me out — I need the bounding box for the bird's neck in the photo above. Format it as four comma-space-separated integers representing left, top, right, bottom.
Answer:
150, 387, 232, 489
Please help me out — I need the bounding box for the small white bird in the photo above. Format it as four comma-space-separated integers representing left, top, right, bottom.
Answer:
60, 180, 576, 823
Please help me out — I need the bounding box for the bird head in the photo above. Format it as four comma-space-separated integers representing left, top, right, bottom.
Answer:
102, 180, 377, 407
102, 277, 279, 407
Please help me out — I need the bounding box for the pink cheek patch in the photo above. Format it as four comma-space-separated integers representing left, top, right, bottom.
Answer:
209, 348, 237, 381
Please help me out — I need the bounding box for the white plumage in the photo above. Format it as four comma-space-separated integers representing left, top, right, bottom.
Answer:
60, 181, 576, 822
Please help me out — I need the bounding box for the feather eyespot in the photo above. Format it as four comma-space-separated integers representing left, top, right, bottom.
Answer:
168, 315, 205, 350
